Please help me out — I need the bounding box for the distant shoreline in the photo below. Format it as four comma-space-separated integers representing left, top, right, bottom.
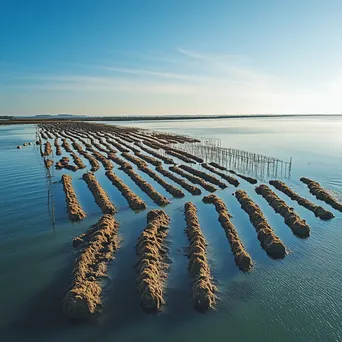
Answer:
1, 114, 342, 125
84, 114, 342, 122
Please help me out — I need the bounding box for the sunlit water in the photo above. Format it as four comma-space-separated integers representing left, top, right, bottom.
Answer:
0, 117, 341, 342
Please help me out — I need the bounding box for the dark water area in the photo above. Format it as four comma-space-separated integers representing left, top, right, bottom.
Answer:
0, 117, 341, 342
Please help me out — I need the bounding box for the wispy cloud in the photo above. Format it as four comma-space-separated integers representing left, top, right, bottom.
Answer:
13, 74, 198, 95
5, 47, 342, 114
97, 66, 195, 81
15, 48, 278, 96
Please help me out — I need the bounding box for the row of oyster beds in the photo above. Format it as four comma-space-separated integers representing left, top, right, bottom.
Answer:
29, 124, 341, 320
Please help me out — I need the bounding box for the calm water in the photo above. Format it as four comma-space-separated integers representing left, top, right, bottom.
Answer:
0, 117, 341, 342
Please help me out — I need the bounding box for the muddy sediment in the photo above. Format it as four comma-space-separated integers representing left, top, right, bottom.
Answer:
156, 165, 202, 195
61, 174, 86, 220
169, 166, 216, 192
300, 177, 342, 212
235, 190, 287, 259
255, 184, 310, 238
180, 165, 227, 189
106, 171, 146, 210
184, 202, 217, 310
62, 215, 119, 320
136, 210, 170, 312
202, 163, 239, 186
202, 195, 253, 271
82, 172, 116, 214
270, 180, 334, 220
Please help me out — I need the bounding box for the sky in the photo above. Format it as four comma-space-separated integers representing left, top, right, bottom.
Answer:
1, 0, 342, 116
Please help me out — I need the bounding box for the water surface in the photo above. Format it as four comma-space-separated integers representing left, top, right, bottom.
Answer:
0, 117, 341, 342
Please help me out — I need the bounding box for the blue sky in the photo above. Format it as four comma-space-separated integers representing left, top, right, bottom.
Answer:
1, 0, 342, 115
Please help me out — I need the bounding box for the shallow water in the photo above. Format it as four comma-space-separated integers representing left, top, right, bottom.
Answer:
0, 117, 341, 342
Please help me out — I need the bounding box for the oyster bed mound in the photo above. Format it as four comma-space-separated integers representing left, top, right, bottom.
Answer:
255, 184, 310, 238
54, 138, 62, 155
156, 165, 202, 195
180, 165, 227, 189
300, 177, 342, 212
44, 159, 54, 168
169, 166, 216, 192
139, 165, 185, 198
61, 174, 86, 221
235, 190, 287, 259
112, 157, 170, 206
202, 163, 239, 187
269, 180, 334, 220
56, 157, 78, 171
229, 170, 257, 184
62, 214, 119, 320
184, 202, 217, 311
106, 170, 146, 210
202, 194, 253, 272
82, 172, 116, 214
44, 141, 52, 156
136, 210, 170, 312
